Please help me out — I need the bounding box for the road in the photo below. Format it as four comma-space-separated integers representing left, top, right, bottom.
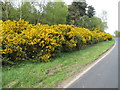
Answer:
68, 38, 119, 88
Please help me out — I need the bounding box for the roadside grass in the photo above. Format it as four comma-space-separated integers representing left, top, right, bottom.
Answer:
0, 66, 2, 90
2, 40, 115, 88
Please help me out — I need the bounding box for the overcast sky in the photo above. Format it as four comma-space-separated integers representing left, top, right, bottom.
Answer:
64, 0, 119, 35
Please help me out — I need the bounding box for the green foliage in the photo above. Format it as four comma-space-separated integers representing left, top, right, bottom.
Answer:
20, 2, 39, 24
1, 0, 108, 31
67, 1, 107, 31
1, 1, 41, 24
8, 7, 19, 21
41, 1, 68, 25
114, 30, 120, 37
67, 1, 87, 25
87, 5, 95, 18
1, 1, 19, 21
76, 16, 107, 31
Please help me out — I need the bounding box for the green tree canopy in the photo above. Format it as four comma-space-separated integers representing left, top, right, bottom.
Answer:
67, 1, 87, 25
1, 1, 19, 21
41, 1, 68, 25
19, 2, 39, 24
77, 16, 107, 31
87, 5, 95, 18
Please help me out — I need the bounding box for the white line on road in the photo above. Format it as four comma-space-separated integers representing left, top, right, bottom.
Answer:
63, 41, 117, 88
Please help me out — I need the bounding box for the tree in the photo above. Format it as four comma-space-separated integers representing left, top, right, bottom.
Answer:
8, 4, 19, 21
99, 10, 108, 31
77, 16, 107, 31
20, 2, 32, 23
67, 1, 87, 25
90, 16, 107, 31
1, 1, 19, 21
87, 5, 95, 18
100, 10, 107, 22
32, 0, 47, 24
67, 1, 107, 31
41, 1, 68, 25
19, 2, 40, 24
114, 30, 120, 37
1, 0, 42, 24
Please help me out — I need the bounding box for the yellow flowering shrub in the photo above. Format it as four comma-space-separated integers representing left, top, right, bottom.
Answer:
0, 20, 113, 64
93, 29, 113, 41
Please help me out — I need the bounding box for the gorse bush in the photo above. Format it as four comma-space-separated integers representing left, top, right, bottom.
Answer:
0, 20, 113, 64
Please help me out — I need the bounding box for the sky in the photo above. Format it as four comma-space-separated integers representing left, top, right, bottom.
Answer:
64, 0, 119, 35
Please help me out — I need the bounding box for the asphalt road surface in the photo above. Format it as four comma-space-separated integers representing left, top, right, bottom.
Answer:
68, 38, 119, 88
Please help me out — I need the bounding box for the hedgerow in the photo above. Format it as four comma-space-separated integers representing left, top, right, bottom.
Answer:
0, 20, 113, 64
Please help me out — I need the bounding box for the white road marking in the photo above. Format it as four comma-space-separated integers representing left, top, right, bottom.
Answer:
63, 41, 117, 88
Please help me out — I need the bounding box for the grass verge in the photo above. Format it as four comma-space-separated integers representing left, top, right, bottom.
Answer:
2, 40, 115, 88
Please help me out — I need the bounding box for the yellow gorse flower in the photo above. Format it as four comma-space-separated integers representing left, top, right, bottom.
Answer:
1, 20, 113, 62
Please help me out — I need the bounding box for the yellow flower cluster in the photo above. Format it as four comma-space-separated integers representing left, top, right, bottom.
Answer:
1, 20, 113, 62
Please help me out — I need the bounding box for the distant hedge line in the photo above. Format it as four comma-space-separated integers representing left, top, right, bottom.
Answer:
0, 20, 113, 64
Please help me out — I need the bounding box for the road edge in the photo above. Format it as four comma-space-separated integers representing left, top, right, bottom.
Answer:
63, 40, 116, 88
